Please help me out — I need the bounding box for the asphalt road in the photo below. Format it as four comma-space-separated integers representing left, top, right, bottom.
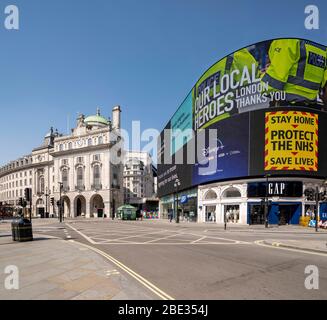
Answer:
14, 219, 327, 300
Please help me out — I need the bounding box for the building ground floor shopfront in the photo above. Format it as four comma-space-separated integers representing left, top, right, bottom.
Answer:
159, 188, 198, 222
159, 177, 327, 225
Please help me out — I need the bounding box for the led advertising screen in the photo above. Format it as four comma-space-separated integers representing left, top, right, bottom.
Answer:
192, 113, 249, 185
249, 107, 327, 177
157, 38, 327, 197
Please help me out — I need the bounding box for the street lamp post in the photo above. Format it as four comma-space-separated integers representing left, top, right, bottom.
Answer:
45, 187, 49, 218
224, 209, 227, 230
58, 182, 63, 223
174, 179, 181, 223
29, 192, 32, 222
264, 174, 271, 228
315, 185, 319, 233
110, 184, 117, 220
314, 180, 327, 232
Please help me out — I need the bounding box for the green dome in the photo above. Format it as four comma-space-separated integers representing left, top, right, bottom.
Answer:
84, 108, 109, 127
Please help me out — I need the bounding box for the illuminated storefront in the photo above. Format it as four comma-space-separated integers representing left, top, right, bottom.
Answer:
197, 178, 324, 225
159, 188, 198, 222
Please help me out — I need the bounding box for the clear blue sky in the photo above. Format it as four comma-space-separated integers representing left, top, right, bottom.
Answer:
0, 0, 326, 165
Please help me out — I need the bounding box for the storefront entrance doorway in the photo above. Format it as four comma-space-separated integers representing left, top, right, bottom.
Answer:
248, 204, 265, 225
205, 206, 216, 222
224, 205, 240, 223
268, 203, 301, 225
37, 207, 45, 218
278, 204, 299, 225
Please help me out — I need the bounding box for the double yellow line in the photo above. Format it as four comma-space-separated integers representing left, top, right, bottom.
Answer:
69, 240, 175, 300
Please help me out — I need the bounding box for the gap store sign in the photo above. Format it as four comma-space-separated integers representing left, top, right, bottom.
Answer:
247, 181, 303, 198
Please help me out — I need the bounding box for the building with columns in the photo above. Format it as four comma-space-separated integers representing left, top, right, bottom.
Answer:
0, 106, 124, 218
123, 151, 158, 214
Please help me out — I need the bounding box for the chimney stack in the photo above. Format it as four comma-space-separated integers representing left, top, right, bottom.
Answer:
112, 105, 121, 130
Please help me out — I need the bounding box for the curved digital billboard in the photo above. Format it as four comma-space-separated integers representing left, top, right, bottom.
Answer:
158, 38, 327, 197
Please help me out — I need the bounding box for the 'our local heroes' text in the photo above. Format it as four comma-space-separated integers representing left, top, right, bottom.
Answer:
193, 64, 285, 131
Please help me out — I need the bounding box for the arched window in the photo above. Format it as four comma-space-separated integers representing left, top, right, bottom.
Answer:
88, 138, 92, 146
223, 187, 241, 198
68, 142, 73, 150
62, 169, 69, 190
77, 167, 84, 189
205, 190, 218, 200
98, 136, 103, 144
59, 144, 63, 151
93, 165, 101, 188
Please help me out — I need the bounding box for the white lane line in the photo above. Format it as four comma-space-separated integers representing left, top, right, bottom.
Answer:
185, 232, 250, 244
144, 233, 185, 243
254, 240, 327, 257
112, 229, 170, 242
99, 242, 249, 245
65, 223, 250, 245
66, 223, 96, 244
68, 240, 174, 301
191, 236, 207, 244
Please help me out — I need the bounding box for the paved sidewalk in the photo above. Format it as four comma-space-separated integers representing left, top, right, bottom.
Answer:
263, 239, 327, 254
0, 234, 154, 300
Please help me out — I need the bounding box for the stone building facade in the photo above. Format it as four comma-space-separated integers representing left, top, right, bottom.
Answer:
0, 106, 124, 218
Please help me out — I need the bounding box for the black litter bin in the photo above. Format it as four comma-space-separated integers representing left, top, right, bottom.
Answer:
11, 219, 18, 241
15, 218, 33, 242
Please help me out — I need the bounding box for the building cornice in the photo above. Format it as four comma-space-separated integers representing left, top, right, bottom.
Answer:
55, 127, 112, 143
50, 143, 115, 157
0, 160, 54, 179
32, 145, 53, 153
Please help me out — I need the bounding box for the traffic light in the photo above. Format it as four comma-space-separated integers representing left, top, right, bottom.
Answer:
24, 188, 31, 202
